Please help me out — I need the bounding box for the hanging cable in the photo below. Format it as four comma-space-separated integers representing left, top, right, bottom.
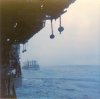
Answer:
58, 15, 64, 34
22, 43, 27, 53
22, 44, 24, 53
50, 19, 55, 39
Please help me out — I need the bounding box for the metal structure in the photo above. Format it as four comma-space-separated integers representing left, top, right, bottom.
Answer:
0, 0, 76, 98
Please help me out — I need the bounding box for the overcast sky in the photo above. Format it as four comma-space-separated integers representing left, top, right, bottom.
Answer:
20, 0, 100, 67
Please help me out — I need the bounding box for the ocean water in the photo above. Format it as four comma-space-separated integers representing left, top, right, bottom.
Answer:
16, 65, 100, 99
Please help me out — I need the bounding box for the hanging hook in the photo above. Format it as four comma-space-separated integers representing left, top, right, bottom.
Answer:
22, 44, 25, 53
58, 15, 64, 34
50, 19, 55, 39
22, 43, 27, 53
24, 44, 27, 52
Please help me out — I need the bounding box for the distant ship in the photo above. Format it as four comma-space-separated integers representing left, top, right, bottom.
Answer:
22, 60, 40, 70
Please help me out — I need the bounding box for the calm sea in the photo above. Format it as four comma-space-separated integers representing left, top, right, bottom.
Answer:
16, 65, 100, 99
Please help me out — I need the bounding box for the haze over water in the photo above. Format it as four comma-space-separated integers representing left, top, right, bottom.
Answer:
15, 0, 100, 99
20, 0, 100, 67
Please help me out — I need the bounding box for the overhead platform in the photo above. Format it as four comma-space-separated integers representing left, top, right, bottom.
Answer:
1, 0, 75, 44
0, 0, 76, 98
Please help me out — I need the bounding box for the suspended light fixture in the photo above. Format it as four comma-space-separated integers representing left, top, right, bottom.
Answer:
13, 22, 18, 28
58, 16, 64, 34
6, 38, 10, 42
40, 0, 45, 10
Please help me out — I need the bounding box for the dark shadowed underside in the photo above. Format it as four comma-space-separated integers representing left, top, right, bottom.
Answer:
0, 0, 76, 98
